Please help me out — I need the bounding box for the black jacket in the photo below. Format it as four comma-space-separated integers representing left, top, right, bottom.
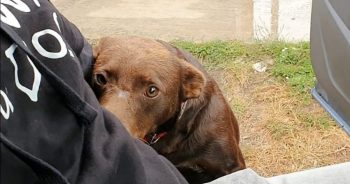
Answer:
0, 0, 187, 183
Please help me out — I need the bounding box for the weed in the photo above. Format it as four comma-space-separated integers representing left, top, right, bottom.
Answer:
298, 114, 333, 130
266, 119, 298, 139
267, 42, 315, 95
230, 98, 248, 117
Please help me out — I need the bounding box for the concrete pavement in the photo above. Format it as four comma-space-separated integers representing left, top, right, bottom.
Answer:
52, 0, 311, 41
52, 0, 253, 41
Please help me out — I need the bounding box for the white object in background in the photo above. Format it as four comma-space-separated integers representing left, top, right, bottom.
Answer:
253, 62, 268, 72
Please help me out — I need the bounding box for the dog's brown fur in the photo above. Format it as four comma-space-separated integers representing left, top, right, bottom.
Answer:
93, 36, 246, 183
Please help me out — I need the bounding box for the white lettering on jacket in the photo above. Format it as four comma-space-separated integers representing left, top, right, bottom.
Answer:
1, 0, 30, 12
53, 12, 61, 32
32, 29, 68, 59
5, 44, 42, 102
0, 0, 31, 28
0, 90, 14, 119
32, 0, 40, 7
1, 1, 76, 120
1, 4, 21, 28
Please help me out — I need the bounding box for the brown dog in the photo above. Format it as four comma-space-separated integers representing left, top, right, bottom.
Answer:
92, 36, 246, 183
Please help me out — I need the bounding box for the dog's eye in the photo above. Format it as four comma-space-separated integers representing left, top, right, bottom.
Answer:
95, 73, 107, 86
145, 85, 159, 98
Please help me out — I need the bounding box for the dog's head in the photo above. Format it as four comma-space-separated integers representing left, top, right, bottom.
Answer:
92, 37, 205, 138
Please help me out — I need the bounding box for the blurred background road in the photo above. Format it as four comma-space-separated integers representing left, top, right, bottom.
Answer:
52, 0, 310, 42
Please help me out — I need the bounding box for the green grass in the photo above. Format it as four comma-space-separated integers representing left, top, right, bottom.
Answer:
172, 40, 315, 101
268, 42, 314, 94
297, 114, 333, 130
266, 119, 298, 139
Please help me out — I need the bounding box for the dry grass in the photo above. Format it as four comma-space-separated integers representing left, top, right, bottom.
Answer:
209, 59, 350, 177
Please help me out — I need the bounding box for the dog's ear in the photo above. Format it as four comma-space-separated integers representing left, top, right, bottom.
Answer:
156, 40, 187, 60
181, 61, 205, 100
156, 40, 206, 100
